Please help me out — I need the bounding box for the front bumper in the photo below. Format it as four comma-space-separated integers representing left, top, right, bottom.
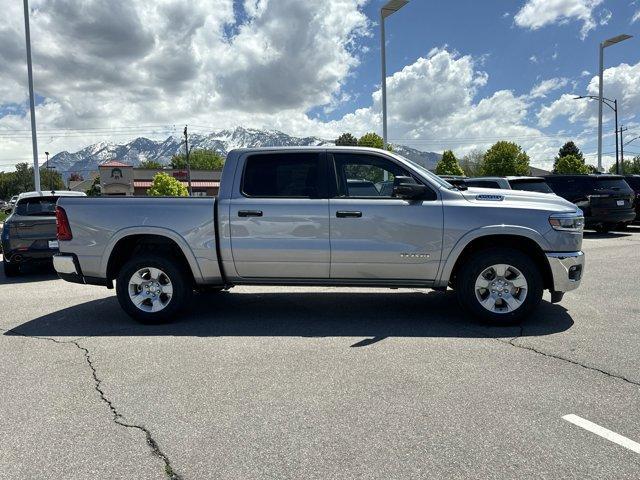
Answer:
53, 254, 110, 287
546, 251, 584, 293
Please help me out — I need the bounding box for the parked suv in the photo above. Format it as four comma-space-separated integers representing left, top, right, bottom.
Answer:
2, 190, 86, 276
464, 177, 554, 193
624, 175, 640, 223
544, 175, 636, 232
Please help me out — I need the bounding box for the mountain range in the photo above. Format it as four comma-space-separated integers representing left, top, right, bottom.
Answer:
49, 127, 441, 179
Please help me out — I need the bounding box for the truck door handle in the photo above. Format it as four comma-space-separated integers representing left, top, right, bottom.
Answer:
336, 211, 362, 218
238, 210, 263, 217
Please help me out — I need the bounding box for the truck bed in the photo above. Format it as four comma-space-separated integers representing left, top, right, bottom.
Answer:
56, 196, 222, 285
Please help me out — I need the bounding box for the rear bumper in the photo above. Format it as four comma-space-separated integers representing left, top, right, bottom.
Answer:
585, 209, 636, 226
53, 254, 110, 287
3, 248, 56, 264
546, 251, 584, 293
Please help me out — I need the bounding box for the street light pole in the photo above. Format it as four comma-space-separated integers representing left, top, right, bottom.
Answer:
620, 125, 628, 174
23, 0, 40, 192
380, 0, 409, 150
597, 34, 633, 172
575, 95, 619, 171
597, 43, 604, 171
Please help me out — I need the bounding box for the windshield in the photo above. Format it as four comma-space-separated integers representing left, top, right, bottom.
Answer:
395, 154, 454, 189
15, 197, 58, 216
510, 179, 553, 193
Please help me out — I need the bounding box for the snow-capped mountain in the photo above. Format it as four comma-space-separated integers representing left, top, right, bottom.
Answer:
49, 127, 441, 178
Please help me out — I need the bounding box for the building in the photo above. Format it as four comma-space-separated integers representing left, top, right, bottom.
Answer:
97, 161, 221, 196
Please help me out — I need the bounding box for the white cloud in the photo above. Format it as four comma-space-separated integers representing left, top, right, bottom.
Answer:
514, 0, 604, 39
530, 78, 569, 98
537, 61, 640, 128
632, 10, 640, 23
598, 8, 612, 25
529, 55, 539, 64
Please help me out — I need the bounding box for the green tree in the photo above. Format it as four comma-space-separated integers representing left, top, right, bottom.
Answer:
147, 172, 189, 197
335, 133, 358, 146
170, 149, 224, 170
555, 154, 590, 174
481, 141, 530, 176
553, 141, 584, 173
435, 150, 464, 176
460, 149, 485, 177
608, 156, 640, 174
40, 168, 65, 191
0, 163, 64, 197
585, 164, 598, 173
85, 177, 101, 196
139, 159, 164, 169
357, 132, 392, 151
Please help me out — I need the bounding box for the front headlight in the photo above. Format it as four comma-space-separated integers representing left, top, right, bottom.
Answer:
549, 213, 584, 232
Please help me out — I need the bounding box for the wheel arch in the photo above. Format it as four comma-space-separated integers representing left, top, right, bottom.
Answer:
440, 230, 553, 291
103, 228, 204, 284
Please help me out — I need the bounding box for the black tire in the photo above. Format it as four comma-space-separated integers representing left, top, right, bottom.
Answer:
456, 248, 543, 325
116, 253, 193, 324
3, 259, 19, 277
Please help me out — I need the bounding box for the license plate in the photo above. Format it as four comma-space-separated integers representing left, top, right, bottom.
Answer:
48, 240, 59, 249
617, 200, 624, 206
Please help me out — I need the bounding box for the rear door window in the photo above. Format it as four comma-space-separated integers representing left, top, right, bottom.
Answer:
465, 180, 501, 189
15, 197, 58, 216
509, 179, 553, 193
242, 153, 324, 198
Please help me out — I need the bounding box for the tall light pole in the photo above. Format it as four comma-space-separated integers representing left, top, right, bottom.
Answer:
23, 0, 40, 192
575, 95, 618, 172
597, 34, 632, 172
380, 0, 409, 149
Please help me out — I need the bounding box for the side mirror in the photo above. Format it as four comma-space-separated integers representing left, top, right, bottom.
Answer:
393, 176, 430, 200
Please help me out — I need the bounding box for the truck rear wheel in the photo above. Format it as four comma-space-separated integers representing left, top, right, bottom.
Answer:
456, 248, 543, 325
116, 253, 193, 324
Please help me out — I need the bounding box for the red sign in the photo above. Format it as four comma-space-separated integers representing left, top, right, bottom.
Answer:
172, 170, 188, 179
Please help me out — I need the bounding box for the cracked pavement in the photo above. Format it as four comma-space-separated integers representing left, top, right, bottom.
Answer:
1, 227, 640, 479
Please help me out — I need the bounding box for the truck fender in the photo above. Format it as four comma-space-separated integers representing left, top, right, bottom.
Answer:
100, 226, 205, 283
435, 225, 551, 287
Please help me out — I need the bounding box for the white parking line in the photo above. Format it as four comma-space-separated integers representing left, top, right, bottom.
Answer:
563, 414, 640, 454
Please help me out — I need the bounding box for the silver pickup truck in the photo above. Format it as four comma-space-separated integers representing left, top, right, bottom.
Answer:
54, 147, 585, 325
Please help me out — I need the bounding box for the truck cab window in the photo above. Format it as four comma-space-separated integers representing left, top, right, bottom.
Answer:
333, 153, 415, 198
242, 153, 323, 198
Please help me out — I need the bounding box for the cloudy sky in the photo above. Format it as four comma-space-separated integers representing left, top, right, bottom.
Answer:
0, 0, 639, 170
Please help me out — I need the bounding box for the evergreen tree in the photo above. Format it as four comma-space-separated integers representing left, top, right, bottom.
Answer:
555, 155, 590, 174
553, 141, 584, 173
435, 150, 464, 176
335, 133, 358, 146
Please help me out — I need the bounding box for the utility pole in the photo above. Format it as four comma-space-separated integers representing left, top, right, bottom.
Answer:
619, 126, 628, 174
23, 0, 40, 192
184, 125, 192, 196
45, 151, 54, 191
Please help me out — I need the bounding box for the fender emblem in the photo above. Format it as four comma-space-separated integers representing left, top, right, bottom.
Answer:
400, 253, 430, 259
476, 194, 504, 201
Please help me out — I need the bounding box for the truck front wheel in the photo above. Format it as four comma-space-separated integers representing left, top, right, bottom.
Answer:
116, 253, 193, 324
456, 248, 543, 325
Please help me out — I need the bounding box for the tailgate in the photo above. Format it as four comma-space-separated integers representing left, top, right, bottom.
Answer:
13, 216, 58, 249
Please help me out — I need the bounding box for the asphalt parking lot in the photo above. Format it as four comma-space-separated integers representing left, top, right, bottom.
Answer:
1, 228, 639, 479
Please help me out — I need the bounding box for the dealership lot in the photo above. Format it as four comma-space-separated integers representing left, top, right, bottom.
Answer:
1, 228, 639, 479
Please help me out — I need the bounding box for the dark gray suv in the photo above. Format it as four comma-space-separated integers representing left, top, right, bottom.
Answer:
2, 191, 85, 276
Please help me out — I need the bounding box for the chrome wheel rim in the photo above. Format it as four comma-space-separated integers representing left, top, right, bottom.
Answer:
128, 267, 173, 313
475, 264, 528, 314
